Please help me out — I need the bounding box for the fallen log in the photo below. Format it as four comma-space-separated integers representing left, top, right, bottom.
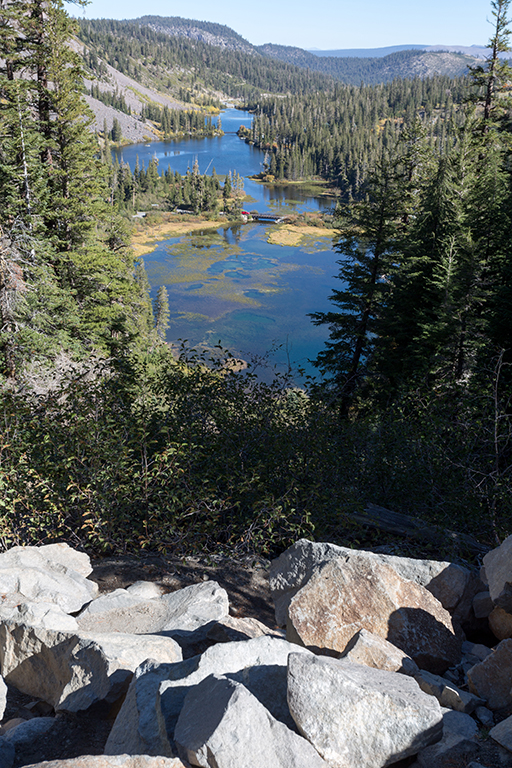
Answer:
347, 503, 488, 556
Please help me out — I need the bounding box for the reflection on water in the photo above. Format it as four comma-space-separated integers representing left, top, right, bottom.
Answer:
114, 108, 338, 378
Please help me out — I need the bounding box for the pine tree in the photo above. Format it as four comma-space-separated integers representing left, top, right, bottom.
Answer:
309, 160, 401, 413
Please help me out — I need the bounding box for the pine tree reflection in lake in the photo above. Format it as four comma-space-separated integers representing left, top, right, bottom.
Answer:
113, 109, 337, 379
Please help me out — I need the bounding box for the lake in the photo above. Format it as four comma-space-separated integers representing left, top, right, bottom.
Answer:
112, 108, 338, 379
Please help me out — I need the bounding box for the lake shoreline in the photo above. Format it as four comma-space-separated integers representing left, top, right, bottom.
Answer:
131, 212, 336, 257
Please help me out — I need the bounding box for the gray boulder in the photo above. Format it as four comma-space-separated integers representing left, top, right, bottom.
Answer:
0, 544, 92, 577
490, 714, 512, 752
0, 601, 78, 632
287, 556, 461, 673
416, 732, 480, 767
0, 621, 182, 711
482, 534, 512, 612
473, 591, 494, 619
340, 628, 419, 676
105, 636, 312, 757
175, 675, 327, 768
287, 653, 443, 768
467, 638, 512, 710
269, 539, 471, 626
76, 582, 229, 635
2, 718, 57, 748
441, 708, 479, 739
0, 737, 15, 768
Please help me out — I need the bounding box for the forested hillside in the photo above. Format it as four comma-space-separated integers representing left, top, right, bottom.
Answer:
243, 75, 467, 197
0, 0, 510, 560
76, 18, 333, 103
258, 45, 477, 84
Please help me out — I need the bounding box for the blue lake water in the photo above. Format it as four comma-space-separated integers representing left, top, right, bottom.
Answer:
113, 109, 338, 378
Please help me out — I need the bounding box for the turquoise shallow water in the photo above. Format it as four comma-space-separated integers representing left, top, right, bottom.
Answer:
115, 109, 338, 378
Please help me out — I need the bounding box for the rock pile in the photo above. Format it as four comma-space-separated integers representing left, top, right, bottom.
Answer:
0, 536, 512, 768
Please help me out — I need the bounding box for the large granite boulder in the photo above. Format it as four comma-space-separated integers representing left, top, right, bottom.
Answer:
467, 638, 512, 710
269, 539, 471, 626
105, 636, 312, 757
0, 545, 97, 614
287, 556, 462, 673
0, 621, 182, 711
76, 582, 229, 635
287, 653, 443, 768
175, 674, 328, 768
482, 534, 512, 612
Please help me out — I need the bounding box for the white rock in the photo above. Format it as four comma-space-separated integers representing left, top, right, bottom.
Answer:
0, 545, 97, 614
76, 582, 229, 635
0, 677, 6, 721
482, 535, 512, 612
0, 544, 92, 577
0, 602, 78, 631
0, 621, 182, 712
269, 539, 470, 626
287, 653, 443, 768
175, 674, 327, 768
126, 582, 164, 599
105, 636, 312, 757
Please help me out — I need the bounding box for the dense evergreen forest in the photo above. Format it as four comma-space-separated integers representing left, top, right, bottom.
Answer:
77, 18, 333, 102
0, 0, 511, 560
244, 76, 467, 197
257, 45, 475, 85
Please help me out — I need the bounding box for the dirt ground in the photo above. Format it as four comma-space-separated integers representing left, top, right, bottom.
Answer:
2, 552, 512, 768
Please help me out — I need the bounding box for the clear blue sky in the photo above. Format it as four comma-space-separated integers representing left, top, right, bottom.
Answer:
70, 0, 496, 50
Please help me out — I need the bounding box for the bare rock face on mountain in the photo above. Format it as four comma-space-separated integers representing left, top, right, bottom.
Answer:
287, 556, 462, 673
287, 653, 443, 768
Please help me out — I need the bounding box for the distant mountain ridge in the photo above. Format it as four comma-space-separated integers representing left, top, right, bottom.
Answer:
135, 15, 255, 54
308, 44, 488, 58
257, 43, 477, 83
128, 16, 479, 85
